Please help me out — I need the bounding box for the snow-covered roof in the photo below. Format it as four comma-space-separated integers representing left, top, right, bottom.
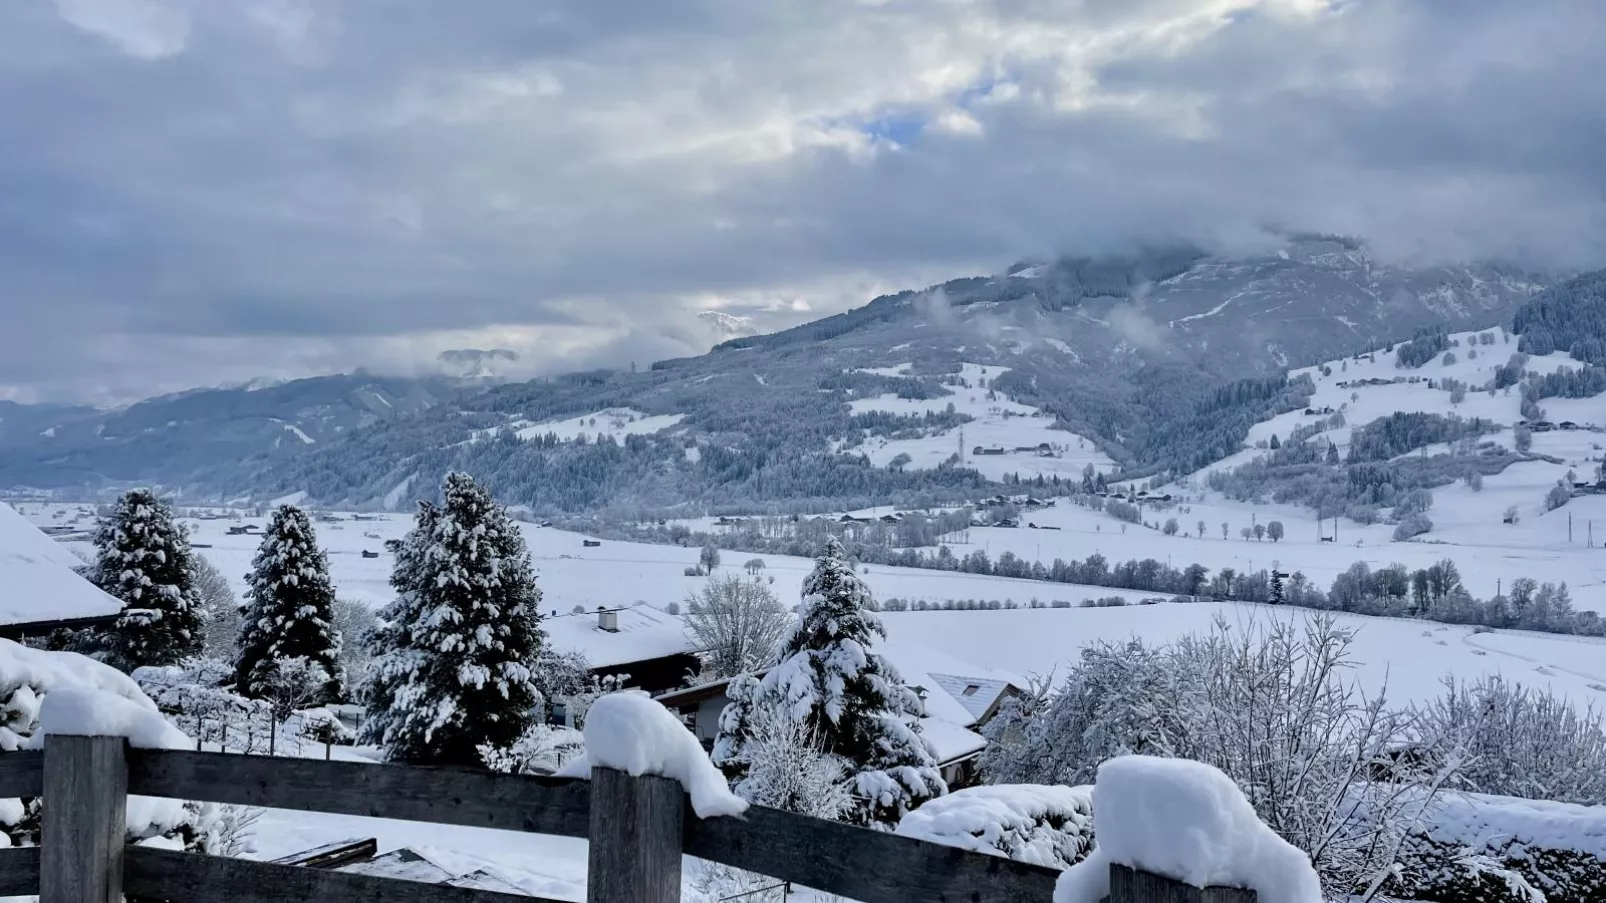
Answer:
0, 503, 122, 628
877, 635, 1023, 729
928, 673, 1016, 724
541, 604, 696, 669
916, 717, 988, 764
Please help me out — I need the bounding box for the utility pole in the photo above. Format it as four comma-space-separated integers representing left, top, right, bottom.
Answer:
1570, 512, 1574, 543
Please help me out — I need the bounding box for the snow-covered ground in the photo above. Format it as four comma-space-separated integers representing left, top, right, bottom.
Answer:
15, 499, 1606, 899
845, 362, 1115, 481
474, 407, 687, 444
883, 603, 1606, 709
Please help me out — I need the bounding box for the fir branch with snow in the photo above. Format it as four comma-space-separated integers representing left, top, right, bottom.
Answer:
360, 472, 548, 767
91, 489, 206, 672
713, 537, 946, 827
234, 505, 344, 703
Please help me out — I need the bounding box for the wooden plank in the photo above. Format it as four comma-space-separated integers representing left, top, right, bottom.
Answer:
125, 847, 568, 903
1109, 864, 1256, 903
127, 749, 590, 837
0, 749, 44, 797
682, 802, 1060, 903
587, 767, 683, 903
42, 735, 126, 903
0, 847, 40, 897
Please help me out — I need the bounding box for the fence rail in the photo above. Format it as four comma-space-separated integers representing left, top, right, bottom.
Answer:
1, 737, 1256, 903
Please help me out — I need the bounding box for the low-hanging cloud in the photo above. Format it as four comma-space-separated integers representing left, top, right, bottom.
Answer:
2, 0, 1604, 401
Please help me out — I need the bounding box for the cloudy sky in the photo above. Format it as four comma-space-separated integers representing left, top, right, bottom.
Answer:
3, 0, 1603, 403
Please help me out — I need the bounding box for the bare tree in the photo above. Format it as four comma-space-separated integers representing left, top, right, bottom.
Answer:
260, 656, 331, 756
699, 544, 722, 572
190, 554, 239, 660
685, 575, 791, 679
331, 598, 378, 696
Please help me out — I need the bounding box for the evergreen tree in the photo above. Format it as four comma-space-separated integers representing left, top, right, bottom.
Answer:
235, 505, 344, 703
361, 473, 547, 766
714, 538, 945, 826
92, 489, 205, 671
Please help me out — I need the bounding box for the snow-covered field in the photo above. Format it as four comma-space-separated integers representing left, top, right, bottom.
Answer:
845, 362, 1115, 481
885, 603, 1606, 709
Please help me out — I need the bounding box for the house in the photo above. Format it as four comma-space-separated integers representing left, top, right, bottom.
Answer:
838, 514, 873, 524
582, 539, 603, 548
972, 446, 1007, 456
1561, 421, 1580, 431
360, 550, 380, 559
225, 525, 260, 536
655, 638, 1024, 789
879, 514, 903, 525
543, 605, 702, 696
273, 841, 526, 892
0, 502, 123, 639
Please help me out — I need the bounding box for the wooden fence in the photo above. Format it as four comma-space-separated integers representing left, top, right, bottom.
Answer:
0, 734, 1256, 903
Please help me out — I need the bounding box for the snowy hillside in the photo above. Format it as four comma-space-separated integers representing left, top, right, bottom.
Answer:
843, 362, 1115, 481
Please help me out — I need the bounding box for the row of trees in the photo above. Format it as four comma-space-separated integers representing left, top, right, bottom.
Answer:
77, 476, 570, 769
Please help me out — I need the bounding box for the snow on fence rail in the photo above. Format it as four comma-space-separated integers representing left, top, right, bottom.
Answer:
0, 740, 1257, 903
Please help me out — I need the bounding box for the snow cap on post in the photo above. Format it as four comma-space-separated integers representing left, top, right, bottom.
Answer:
558, 691, 748, 819
31, 686, 192, 750
1054, 756, 1321, 903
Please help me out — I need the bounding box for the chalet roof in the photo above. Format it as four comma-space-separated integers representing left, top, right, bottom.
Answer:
0, 502, 122, 630
542, 604, 698, 669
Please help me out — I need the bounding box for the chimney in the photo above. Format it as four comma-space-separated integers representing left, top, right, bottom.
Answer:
598, 609, 619, 632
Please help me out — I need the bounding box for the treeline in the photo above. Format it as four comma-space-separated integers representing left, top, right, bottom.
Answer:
612, 515, 1602, 638
1346, 412, 1499, 462
1513, 268, 1606, 360
1394, 327, 1450, 369
1208, 447, 1521, 520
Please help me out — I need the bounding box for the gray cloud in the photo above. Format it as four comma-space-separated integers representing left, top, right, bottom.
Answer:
2, 0, 1603, 401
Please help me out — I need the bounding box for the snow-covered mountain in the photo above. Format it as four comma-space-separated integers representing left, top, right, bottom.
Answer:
435, 349, 522, 382
696, 310, 759, 341
0, 237, 1578, 508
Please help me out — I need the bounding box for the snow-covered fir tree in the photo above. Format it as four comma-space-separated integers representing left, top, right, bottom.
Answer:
234, 505, 344, 703
360, 473, 548, 767
92, 489, 205, 672
713, 537, 945, 827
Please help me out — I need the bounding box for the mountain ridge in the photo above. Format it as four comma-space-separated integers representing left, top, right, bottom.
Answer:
0, 237, 1566, 510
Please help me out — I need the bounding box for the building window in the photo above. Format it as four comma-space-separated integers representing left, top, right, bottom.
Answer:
962, 684, 981, 697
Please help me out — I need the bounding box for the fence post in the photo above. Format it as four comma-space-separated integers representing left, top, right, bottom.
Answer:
1110, 864, 1257, 903
587, 766, 683, 903
42, 735, 127, 903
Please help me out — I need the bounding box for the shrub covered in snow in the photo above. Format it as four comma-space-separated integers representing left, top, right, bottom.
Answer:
361, 473, 549, 766
235, 505, 344, 703
713, 538, 945, 827
1054, 756, 1322, 903
90, 489, 206, 671
0, 638, 255, 856
896, 784, 1095, 870
1390, 790, 1606, 903
1421, 675, 1606, 806
983, 616, 1461, 899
